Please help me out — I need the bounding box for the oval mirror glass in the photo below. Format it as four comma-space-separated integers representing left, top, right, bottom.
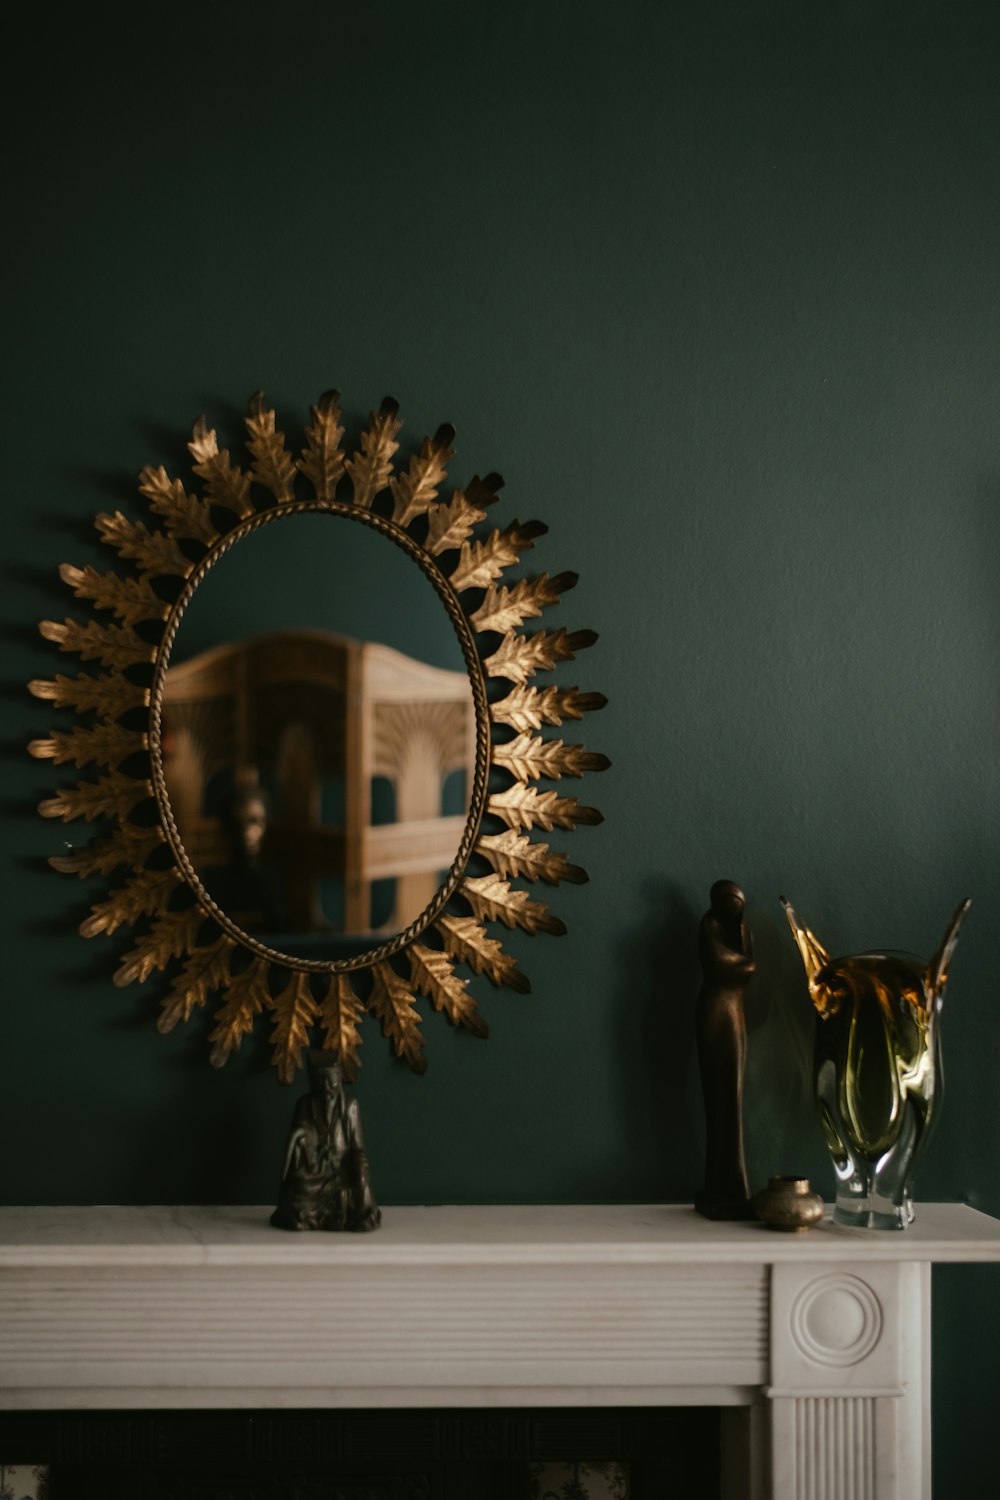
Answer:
160, 510, 475, 964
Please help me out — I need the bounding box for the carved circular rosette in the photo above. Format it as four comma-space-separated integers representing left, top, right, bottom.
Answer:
790, 1274, 883, 1368
29, 391, 609, 1083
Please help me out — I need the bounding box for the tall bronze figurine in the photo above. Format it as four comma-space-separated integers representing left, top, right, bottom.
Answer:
272, 1051, 381, 1232
695, 880, 755, 1220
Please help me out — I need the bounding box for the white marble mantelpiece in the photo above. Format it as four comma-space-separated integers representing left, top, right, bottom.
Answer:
2, 1203, 999, 1499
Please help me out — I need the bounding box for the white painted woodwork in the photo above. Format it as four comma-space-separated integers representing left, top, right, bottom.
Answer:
2, 1203, 998, 1500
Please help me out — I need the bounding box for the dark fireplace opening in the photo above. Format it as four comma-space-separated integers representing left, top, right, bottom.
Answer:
0, 1406, 723, 1498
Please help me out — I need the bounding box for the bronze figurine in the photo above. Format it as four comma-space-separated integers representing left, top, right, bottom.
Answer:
694, 880, 755, 1220
271, 1051, 381, 1232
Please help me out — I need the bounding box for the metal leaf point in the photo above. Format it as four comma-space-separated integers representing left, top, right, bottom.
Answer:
435, 913, 531, 992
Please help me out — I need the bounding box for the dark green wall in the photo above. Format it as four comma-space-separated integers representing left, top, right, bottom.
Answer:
4, 1, 998, 1489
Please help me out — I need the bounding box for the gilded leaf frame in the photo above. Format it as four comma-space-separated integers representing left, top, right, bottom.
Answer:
30, 390, 609, 1083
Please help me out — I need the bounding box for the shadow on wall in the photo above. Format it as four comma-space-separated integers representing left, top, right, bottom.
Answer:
610, 879, 822, 1205
117, 1069, 264, 1206
613, 881, 703, 1202
740, 904, 822, 1197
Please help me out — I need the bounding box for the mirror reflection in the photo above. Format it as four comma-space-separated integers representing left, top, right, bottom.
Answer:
160, 512, 475, 963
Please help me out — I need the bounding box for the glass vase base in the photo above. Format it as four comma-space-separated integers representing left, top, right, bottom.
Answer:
833, 1193, 912, 1231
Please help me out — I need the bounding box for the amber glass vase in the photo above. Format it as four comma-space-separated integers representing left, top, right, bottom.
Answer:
781, 898, 970, 1230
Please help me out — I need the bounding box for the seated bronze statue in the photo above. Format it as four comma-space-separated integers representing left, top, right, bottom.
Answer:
271, 1051, 381, 1232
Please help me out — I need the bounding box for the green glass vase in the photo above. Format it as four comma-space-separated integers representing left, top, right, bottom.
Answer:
781, 897, 970, 1230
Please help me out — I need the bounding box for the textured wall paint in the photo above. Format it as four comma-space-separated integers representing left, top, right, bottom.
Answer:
2, 1, 998, 1490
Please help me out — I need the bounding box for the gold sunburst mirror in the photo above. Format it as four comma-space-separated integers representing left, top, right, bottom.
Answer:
30, 390, 609, 1084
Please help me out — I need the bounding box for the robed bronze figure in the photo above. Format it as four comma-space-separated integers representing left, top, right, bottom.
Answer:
695, 880, 755, 1220
272, 1051, 381, 1232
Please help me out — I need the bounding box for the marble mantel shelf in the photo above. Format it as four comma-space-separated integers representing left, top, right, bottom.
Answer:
3, 1203, 1000, 1499
2, 1201, 999, 1266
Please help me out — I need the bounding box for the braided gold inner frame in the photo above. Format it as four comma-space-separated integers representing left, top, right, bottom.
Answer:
149, 501, 492, 972
30, 389, 609, 1083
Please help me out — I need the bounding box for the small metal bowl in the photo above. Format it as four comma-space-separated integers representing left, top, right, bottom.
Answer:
752, 1175, 825, 1232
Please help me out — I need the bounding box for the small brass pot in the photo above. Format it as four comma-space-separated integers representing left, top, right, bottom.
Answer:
752, 1175, 825, 1232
